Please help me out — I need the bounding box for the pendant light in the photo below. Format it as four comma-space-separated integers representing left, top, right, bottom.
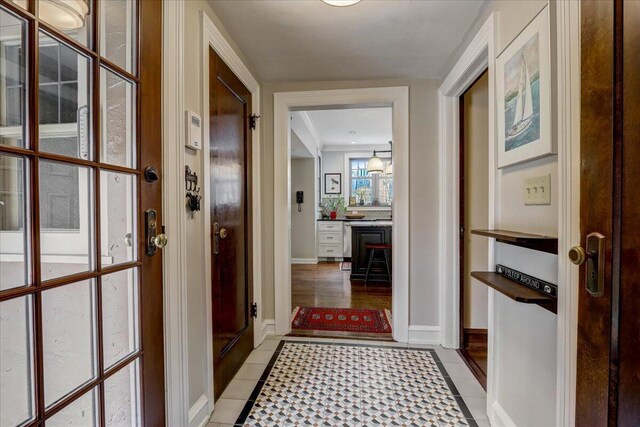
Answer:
367, 141, 392, 175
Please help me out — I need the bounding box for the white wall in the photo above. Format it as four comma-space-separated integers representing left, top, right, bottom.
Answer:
291, 157, 317, 260
260, 79, 441, 328
447, 1, 558, 425
182, 0, 260, 412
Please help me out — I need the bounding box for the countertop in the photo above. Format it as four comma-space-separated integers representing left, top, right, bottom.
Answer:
317, 218, 392, 222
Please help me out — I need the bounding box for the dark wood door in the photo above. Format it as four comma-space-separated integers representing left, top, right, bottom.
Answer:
0, 0, 165, 425
576, 1, 640, 425
209, 48, 254, 400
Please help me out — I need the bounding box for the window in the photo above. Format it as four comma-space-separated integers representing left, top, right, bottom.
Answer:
2, 36, 90, 230
349, 158, 393, 206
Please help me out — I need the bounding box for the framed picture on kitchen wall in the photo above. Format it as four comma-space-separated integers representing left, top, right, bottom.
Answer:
496, 5, 553, 168
324, 173, 341, 194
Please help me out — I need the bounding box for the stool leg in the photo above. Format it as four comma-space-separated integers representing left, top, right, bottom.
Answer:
383, 249, 392, 285
365, 249, 375, 287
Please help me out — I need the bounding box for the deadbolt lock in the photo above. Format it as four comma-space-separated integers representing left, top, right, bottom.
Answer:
568, 246, 588, 265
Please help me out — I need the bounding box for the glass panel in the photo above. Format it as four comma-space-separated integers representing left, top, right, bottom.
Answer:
102, 268, 139, 370
100, 0, 136, 74
42, 279, 97, 408
100, 171, 136, 266
104, 359, 141, 427
45, 387, 99, 426
377, 177, 393, 206
0, 296, 35, 427
0, 7, 27, 148
38, 0, 93, 48
39, 32, 92, 160
100, 67, 136, 168
39, 160, 94, 282
0, 155, 30, 291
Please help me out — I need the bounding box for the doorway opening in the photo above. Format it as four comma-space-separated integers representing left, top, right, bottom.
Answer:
289, 106, 393, 339
273, 87, 410, 342
458, 70, 489, 388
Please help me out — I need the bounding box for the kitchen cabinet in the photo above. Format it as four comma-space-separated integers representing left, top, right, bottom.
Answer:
350, 225, 392, 283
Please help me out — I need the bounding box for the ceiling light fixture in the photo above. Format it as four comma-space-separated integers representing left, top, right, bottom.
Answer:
322, 0, 363, 6
32, 0, 90, 30
348, 130, 357, 134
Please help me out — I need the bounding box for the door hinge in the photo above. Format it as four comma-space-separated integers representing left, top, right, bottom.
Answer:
249, 114, 261, 130
250, 302, 258, 319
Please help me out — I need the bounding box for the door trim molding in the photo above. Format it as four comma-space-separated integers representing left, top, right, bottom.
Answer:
162, 0, 189, 425
555, 1, 580, 425
438, 12, 496, 419
273, 87, 410, 343
201, 8, 263, 415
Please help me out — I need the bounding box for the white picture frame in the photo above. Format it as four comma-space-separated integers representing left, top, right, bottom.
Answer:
496, 6, 553, 168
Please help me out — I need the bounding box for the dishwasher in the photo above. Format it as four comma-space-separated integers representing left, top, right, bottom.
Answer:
343, 222, 352, 258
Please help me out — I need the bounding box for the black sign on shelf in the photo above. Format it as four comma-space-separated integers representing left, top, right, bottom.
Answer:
495, 264, 558, 298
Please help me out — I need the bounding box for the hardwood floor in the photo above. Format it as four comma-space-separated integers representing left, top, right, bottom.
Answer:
290, 262, 392, 339
458, 329, 488, 390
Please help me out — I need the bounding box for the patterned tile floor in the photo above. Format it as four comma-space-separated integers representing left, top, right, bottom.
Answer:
208, 337, 489, 427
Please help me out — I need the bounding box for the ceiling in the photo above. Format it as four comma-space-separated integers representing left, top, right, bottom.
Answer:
208, 0, 487, 82
304, 107, 391, 146
291, 131, 314, 158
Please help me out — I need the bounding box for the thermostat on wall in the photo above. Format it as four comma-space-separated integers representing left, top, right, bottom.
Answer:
186, 110, 202, 150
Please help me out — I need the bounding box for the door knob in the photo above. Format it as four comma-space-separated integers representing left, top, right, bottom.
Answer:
218, 228, 228, 239
151, 233, 168, 249
568, 246, 589, 265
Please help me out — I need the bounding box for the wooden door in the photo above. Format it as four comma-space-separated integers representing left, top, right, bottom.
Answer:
576, 1, 640, 425
0, 0, 165, 425
209, 48, 254, 400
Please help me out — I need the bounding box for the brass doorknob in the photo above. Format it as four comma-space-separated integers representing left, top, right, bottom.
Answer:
152, 233, 168, 249
219, 228, 228, 239
569, 246, 587, 265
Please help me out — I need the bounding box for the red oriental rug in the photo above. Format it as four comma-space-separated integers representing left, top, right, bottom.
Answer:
291, 306, 392, 334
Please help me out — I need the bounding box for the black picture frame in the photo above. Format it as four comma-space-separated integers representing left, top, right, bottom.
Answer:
324, 173, 341, 194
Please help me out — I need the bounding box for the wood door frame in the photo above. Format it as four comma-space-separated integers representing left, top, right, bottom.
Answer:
273, 87, 410, 343
201, 9, 262, 420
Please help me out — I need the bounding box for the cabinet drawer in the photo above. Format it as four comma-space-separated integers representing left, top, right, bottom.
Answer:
318, 244, 342, 257
318, 222, 342, 232
318, 231, 342, 244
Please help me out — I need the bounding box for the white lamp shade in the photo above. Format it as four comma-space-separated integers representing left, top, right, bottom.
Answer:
367, 155, 384, 174
384, 162, 393, 176
39, 0, 89, 30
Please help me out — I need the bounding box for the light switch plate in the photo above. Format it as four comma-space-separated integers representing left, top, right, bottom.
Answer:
524, 174, 551, 205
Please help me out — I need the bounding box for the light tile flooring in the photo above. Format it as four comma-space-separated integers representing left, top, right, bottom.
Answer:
208, 337, 489, 427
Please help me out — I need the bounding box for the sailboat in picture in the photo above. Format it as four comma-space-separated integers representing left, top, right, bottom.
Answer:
507, 55, 534, 140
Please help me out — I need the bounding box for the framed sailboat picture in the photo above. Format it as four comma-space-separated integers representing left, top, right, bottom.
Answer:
496, 6, 553, 168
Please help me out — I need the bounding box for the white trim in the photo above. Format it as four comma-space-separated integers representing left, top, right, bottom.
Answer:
298, 111, 323, 149
407, 326, 441, 345
188, 394, 210, 427
490, 401, 517, 427
274, 87, 410, 343
261, 319, 276, 342
438, 12, 496, 420
290, 258, 319, 265
200, 11, 263, 419
162, 1, 189, 425
555, 1, 580, 426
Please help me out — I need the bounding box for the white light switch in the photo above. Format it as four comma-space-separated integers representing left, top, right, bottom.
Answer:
524, 174, 551, 205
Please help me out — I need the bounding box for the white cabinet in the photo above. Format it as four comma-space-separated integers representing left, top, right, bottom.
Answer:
317, 221, 343, 259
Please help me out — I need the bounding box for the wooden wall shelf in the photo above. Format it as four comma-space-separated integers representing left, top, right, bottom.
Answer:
471, 229, 558, 254
471, 271, 557, 314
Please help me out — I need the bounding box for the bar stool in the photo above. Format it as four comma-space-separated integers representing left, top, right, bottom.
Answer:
364, 243, 392, 286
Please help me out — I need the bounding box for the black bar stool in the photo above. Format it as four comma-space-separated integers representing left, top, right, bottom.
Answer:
364, 243, 392, 286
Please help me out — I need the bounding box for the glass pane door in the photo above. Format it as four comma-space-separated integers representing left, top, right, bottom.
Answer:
0, 1, 158, 425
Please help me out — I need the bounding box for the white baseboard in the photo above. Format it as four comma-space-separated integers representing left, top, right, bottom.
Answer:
490, 401, 517, 427
188, 394, 210, 427
261, 318, 275, 342
291, 258, 318, 264
407, 325, 441, 345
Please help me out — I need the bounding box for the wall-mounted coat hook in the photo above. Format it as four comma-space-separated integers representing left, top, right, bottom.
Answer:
185, 166, 201, 212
